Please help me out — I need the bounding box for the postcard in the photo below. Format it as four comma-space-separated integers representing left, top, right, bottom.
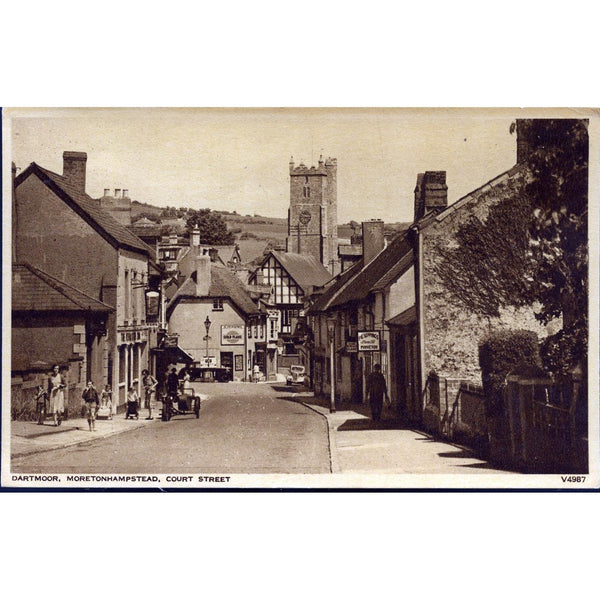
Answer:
2, 107, 598, 489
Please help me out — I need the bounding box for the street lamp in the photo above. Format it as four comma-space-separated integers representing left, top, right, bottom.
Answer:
327, 314, 337, 413
204, 316, 211, 363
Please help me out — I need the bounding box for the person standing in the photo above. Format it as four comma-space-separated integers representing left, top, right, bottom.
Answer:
82, 381, 100, 432
365, 363, 388, 423
166, 368, 179, 399
126, 386, 140, 420
141, 369, 157, 420
48, 365, 66, 426
100, 384, 113, 419
34, 384, 48, 425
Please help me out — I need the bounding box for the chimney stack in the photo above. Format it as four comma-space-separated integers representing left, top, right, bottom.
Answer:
195, 251, 211, 296
114, 188, 121, 198
103, 188, 110, 197
362, 219, 385, 266
62, 151, 87, 193
122, 189, 129, 198
191, 225, 200, 247
414, 171, 447, 221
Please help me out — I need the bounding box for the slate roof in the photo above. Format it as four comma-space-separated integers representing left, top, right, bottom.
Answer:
307, 260, 363, 314
12, 263, 114, 313
268, 251, 332, 291
307, 232, 412, 313
16, 163, 154, 257
167, 262, 259, 317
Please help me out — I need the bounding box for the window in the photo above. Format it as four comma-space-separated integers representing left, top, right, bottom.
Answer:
124, 270, 130, 322
212, 298, 223, 311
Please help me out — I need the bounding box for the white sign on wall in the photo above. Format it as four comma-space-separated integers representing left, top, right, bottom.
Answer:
199, 356, 217, 367
221, 325, 245, 345
357, 331, 380, 352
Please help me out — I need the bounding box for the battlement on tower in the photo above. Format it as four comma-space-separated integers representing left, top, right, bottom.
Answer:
289, 156, 337, 176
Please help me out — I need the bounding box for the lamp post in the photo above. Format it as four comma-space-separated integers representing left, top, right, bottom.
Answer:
327, 314, 337, 413
203, 316, 211, 363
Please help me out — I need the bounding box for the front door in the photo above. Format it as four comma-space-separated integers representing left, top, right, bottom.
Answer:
220, 352, 233, 371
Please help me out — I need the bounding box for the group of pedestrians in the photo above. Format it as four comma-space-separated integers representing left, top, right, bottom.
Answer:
126, 370, 157, 420
34, 364, 67, 427
33, 365, 158, 431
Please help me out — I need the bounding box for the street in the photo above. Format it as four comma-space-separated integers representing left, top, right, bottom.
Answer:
11, 383, 331, 474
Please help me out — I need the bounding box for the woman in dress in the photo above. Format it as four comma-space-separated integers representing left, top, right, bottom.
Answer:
48, 365, 66, 426
100, 384, 113, 419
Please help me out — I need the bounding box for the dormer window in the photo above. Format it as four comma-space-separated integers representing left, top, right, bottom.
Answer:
212, 298, 223, 311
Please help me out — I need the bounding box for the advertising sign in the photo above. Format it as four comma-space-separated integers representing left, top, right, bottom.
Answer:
267, 310, 279, 319
221, 325, 245, 345
345, 341, 358, 353
357, 331, 380, 352
198, 356, 217, 367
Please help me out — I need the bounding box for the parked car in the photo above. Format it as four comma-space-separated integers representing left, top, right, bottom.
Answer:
286, 365, 308, 386
189, 366, 232, 383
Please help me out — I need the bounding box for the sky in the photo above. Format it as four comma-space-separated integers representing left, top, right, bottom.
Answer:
7, 108, 519, 224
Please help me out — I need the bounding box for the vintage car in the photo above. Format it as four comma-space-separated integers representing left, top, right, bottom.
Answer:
286, 365, 308, 386
189, 365, 233, 383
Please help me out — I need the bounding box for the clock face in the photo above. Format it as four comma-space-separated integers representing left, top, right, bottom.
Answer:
299, 210, 312, 225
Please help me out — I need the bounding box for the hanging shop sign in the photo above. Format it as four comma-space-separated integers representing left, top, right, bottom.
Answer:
221, 325, 245, 345
163, 334, 178, 348
357, 331, 380, 352
345, 341, 358, 353
267, 310, 279, 319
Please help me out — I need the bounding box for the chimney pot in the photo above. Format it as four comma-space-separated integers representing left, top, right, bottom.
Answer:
114, 188, 121, 198
103, 188, 110, 196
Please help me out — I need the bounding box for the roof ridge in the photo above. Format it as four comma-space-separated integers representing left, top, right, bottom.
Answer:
430, 164, 522, 224
21, 163, 154, 257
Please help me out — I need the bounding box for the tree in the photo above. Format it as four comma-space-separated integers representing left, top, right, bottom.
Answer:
436, 119, 588, 376
186, 208, 235, 245
522, 119, 588, 376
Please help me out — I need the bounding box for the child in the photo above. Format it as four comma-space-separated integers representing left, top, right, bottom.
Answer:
35, 384, 48, 425
125, 386, 139, 420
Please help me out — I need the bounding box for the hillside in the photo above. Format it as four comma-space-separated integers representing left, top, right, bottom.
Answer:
130, 201, 411, 264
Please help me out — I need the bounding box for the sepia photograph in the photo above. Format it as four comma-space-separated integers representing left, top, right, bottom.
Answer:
2, 107, 597, 489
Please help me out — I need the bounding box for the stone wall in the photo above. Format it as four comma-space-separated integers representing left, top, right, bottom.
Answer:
420, 170, 555, 384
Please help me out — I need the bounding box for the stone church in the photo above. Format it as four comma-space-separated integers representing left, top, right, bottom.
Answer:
286, 156, 339, 274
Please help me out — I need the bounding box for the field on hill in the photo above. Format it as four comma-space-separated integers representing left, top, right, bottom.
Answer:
129, 201, 410, 264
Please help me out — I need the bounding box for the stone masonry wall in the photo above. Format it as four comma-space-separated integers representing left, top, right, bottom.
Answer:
421, 171, 556, 384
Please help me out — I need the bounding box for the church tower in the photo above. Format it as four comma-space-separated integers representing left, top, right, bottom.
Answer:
287, 155, 338, 273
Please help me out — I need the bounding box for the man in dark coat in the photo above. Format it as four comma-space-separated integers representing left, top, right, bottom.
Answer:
365, 364, 388, 423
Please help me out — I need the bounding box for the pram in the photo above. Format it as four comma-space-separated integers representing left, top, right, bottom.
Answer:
125, 399, 139, 419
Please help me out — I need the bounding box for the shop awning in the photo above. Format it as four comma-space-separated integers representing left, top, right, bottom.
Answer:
152, 345, 195, 364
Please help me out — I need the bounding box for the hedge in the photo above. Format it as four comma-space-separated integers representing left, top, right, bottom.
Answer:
478, 329, 541, 417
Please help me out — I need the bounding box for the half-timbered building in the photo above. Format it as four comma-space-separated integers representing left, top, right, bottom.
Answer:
248, 251, 331, 375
